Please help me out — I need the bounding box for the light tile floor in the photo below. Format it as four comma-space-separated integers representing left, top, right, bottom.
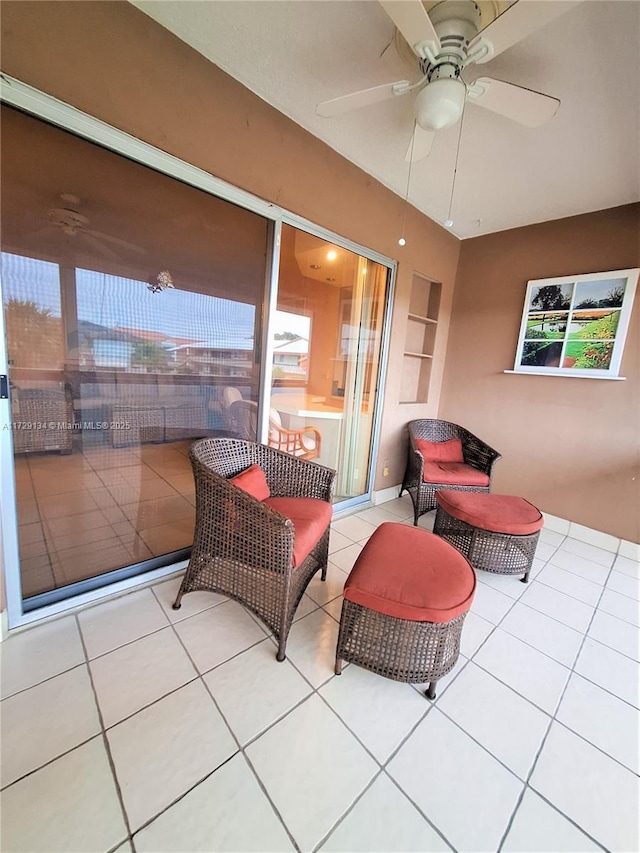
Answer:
15, 440, 196, 596
1, 495, 639, 853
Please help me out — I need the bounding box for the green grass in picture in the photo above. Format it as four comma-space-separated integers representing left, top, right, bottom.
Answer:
564, 341, 614, 369
567, 310, 620, 340
525, 325, 564, 340
525, 312, 566, 339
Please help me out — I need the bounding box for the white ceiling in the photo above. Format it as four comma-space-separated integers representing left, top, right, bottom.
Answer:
132, 0, 639, 239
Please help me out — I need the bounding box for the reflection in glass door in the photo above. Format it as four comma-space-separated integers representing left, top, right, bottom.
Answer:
0, 104, 269, 606
269, 225, 389, 502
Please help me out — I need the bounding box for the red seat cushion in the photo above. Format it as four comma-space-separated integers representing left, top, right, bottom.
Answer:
423, 461, 489, 487
415, 438, 463, 463
436, 490, 543, 536
264, 496, 332, 567
230, 464, 270, 500
344, 522, 475, 623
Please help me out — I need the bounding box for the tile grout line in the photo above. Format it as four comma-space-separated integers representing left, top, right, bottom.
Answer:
0, 732, 105, 794
309, 770, 387, 853
495, 554, 625, 853
148, 584, 302, 853
152, 560, 451, 852
467, 574, 640, 763
73, 612, 135, 850
5, 507, 637, 851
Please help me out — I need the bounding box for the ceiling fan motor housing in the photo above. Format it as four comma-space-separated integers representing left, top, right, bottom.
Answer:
416, 0, 480, 131
47, 207, 90, 236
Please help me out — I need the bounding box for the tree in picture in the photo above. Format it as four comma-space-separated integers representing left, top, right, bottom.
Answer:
4, 298, 64, 368
131, 340, 170, 372
530, 284, 572, 311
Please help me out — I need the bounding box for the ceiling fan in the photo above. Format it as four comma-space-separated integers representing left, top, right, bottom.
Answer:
34, 193, 146, 260
316, 0, 581, 161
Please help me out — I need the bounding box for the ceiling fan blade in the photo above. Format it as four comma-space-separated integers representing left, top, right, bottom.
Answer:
80, 232, 120, 260
467, 77, 560, 127
85, 228, 147, 254
405, 124, 435, 162
316, 80, 412, 117
468, 0, 582, 64
378, 0, 441, 60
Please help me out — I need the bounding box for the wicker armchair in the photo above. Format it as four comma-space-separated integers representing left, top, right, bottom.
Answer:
173, 437, 336, 661
401, 419, 501, 526
230, 399, 321, 460
10, 386, 73, 455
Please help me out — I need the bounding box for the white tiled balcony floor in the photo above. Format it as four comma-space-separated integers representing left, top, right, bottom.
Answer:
1, 495, 639, 853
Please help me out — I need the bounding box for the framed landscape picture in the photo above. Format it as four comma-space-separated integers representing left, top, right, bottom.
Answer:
513, 268, 639, 378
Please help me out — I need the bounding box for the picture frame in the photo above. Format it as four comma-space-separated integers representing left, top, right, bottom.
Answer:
512, 268, 639, 379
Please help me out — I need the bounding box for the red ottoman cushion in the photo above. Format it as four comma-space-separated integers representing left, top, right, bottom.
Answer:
264, 496, 332, 568
344, 522, 475, 623
423, 461, 490, 487
435, 491, 543, 536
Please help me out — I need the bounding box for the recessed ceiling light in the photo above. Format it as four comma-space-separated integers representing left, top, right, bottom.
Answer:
327, 250, 337, 261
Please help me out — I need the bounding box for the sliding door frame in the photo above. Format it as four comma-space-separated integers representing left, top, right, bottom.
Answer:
0, 74, 396, 629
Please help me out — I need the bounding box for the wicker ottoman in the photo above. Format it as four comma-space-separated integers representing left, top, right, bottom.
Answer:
434, 491, 544, 583
335, 522, 475, 699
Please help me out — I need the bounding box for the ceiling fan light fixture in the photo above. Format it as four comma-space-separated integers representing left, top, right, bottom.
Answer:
415, 78, 466, 132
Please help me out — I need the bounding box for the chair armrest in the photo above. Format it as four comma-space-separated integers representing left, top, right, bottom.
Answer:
268, 424, 322, 457
461, 431, 501, 475
257, 444, 335, 502
404, 433, 425, 489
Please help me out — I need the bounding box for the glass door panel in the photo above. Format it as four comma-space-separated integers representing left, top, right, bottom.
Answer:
270, 225, 389, 502
1, 105, 269, 603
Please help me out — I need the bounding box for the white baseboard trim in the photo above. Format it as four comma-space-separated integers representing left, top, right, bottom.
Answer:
619, 540, 640, 561
0, 608, 8, 642
372, 485, 402, 506
533, 512, 639, 557
541, 513, 571, 535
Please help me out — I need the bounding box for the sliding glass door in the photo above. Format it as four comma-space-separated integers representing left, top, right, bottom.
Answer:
269, 225, 389, 502
1, 89, 394, 621
1, 105, 269, 605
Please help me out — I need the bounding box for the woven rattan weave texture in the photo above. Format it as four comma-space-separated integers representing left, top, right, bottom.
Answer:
11, 388, 73, 455
434, 504, 540, 582
335, 600, 467, 700
400, 419, 501, 525
173, 437, 335, 660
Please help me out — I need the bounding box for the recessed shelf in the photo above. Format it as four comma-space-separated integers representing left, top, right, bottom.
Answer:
402, 275, 442, 404
407, 313, 438, 324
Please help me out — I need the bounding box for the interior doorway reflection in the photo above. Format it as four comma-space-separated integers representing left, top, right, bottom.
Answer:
270, 225, 389, 502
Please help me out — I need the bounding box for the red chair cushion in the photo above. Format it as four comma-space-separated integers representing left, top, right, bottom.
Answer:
423, 462, 490, 487
415, 437, 463, 463
436, 490, 543, 536
344, 522, 475, 623
264, 496, 332, 567
230, 464, 271, 500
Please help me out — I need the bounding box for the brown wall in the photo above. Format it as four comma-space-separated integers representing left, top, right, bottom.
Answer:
440, 204, 640, 542
0, 0, 460, 492
1, 0, 636, 566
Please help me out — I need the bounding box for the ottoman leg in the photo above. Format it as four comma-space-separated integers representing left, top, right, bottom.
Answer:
521, 570, 531, 584
425, 681, 437, 700
335, 656, 343, 676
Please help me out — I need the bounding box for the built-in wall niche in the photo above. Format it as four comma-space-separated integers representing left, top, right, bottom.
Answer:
400, 274, 441, 404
